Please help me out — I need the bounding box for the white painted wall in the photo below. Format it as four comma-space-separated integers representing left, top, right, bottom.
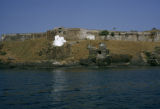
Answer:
53, 35, 66, 47
86, 34, 95, 40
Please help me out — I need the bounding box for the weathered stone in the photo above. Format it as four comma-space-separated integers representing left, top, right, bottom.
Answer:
86, 43, 111, 66
1, 27, 160, 42
144, 46, 160, 66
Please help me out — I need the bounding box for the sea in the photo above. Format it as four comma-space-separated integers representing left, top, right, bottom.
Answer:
0, 66, 160, 109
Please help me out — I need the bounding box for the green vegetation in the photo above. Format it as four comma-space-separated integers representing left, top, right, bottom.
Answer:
0, 51, 6, 55
111, 32, 115, 37
99, 30, 109, 36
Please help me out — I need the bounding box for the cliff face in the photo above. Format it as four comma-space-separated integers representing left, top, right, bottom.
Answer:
1, 27, 160, 42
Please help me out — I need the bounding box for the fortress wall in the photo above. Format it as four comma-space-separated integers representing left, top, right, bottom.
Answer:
100, 31, 160, 42
65, 28, 81, 40
1, 33, 46, 41
1, 27, 160, 42
154, 32, 160, 42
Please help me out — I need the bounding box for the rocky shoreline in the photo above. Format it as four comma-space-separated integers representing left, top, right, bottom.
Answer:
0, 61, 151, 69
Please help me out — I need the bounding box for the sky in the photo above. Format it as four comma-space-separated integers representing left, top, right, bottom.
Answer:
0, 0, 160, 35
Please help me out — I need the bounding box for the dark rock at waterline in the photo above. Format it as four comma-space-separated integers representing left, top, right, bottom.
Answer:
111, 54, 132, 63
144, 46, 160, 66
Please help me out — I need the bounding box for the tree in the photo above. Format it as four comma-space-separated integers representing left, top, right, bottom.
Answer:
99, 30, 109, 40
111, 32, 115, 37
99, 30, 109, 36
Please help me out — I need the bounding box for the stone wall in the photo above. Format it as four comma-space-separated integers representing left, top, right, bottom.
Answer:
1, 32, 46, 41
1, 27, 160, 42
100, 31, 160, 42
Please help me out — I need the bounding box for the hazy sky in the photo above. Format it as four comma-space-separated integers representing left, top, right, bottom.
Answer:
0, 0, 160, 35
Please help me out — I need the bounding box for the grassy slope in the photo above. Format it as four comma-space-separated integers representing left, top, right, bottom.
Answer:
0, 38, 160, 63
0, 38, 50, 62
71, 40, 160, 60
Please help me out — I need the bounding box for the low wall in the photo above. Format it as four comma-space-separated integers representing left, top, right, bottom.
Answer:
1, 33, 46, 41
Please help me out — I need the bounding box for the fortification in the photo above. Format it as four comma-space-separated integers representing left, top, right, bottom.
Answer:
1, 27, 160, 42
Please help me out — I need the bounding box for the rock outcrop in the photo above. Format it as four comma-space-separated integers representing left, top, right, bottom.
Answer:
80, 43, 111, 66
144, 46, 160, 66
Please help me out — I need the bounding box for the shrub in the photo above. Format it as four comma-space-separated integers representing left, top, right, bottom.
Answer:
0, 51, 7, 55
0, 43, 3, 50
111, 54, 132, 63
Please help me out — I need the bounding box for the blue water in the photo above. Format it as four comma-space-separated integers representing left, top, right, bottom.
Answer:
0, 67, 160, 109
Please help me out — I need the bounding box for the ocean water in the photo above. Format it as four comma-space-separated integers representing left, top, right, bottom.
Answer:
0, 67, 160, 109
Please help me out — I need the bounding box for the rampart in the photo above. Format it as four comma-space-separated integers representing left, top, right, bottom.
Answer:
1, 27, 160, 42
